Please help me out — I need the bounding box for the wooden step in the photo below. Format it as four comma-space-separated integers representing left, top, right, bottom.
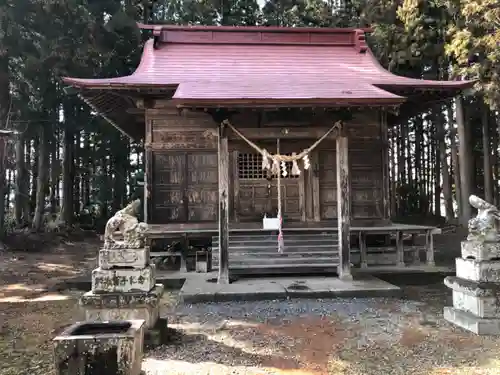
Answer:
212, 238, 338, 247
212, 244, 337, 252
214, 256, 338, 265
212, 234, 338, 242
211, 262, 340, 272
210, 232, 339, 274
212, 250, 337, 258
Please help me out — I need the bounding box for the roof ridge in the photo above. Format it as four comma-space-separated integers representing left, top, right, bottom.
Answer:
138, 23, 373, 34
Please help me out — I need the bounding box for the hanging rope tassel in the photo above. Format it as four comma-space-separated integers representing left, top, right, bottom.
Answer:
281, 161, 288, 177
303, 154, 310, 170
261, 149, 271, 170
271, 159, 280, 175
291, 152, 301, 176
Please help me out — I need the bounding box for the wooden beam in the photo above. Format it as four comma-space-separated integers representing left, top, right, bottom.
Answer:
218, 122, 230, 284
336, 135, 352, 279
227, 127, 339, 141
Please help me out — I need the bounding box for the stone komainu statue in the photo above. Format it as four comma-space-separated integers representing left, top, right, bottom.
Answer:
103, 199, 148, 249
468, 195, 500, 242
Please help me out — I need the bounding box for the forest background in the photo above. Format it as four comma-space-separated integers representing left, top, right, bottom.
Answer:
0, 0, 498, 237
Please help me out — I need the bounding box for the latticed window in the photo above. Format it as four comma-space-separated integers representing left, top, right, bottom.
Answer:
237, 153, 299, 179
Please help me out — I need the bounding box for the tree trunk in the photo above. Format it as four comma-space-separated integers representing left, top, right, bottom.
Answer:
48, 125, 59, 213
30, 137, 39, 215
32, 125, 48, 231
491, 111, 499, 206
481, 103, 493, 202
436, 111, 454, 221
414, 116, 423, 213
456, 96, 472, 225
112, 133, 127, 211
82, 131, 90, 208
73, 132, 81, 216
14, 132, 26, 224
60, 123, 74, 225
0, 52, 9, 237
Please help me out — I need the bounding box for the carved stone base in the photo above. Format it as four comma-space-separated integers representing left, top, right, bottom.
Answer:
461, 240, 500, 261
444, 306, 500, 335
456, 257, 500, 282
91, 265, 156, 293
99, 247, 150, 270
80, 284, 164, 329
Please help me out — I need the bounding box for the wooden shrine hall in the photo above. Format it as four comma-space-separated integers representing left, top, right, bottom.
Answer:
63, 24, 473, 283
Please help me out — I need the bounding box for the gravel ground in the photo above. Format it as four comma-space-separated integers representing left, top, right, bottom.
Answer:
145, 284, 500, 375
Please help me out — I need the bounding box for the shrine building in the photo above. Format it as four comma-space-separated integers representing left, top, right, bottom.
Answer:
63, 25, 473, 283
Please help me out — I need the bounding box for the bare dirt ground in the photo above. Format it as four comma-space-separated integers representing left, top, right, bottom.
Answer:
0, 231, 99, 375
1, 231, 500, 375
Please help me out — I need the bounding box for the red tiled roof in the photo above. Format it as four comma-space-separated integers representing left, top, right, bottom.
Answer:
63, 25, 473, 106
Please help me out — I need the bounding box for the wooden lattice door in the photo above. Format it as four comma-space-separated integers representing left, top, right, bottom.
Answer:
236, 151, 302, 222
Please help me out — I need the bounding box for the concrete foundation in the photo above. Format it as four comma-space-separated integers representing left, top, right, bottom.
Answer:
179, 273, 401, 303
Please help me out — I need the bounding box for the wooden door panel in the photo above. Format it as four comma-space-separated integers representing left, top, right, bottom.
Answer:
153, 153, 187, 223
152, 151, 218, 223
318, 150, 337, 219
187, 153, 218, 221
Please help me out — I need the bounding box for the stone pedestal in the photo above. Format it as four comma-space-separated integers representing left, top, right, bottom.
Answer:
80, 284, 164, 328
80, 246, 167, 345
444, 240, 500, 335
91, 264, 156, 293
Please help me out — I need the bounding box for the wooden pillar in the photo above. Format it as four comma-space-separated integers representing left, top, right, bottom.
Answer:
144, 149, 152, 223
144, 116, 153, 224
218, 122, 230, 284
359, 231, 367, 268
425, 230, 436, 266
336, 135, 352, 279
380, 110, 390, 221
395, 230, 404, 267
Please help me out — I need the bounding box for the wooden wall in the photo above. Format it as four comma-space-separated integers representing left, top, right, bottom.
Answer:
145, 110, 219, 223
145, 108, 387, 225
317, 116, 385, 222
